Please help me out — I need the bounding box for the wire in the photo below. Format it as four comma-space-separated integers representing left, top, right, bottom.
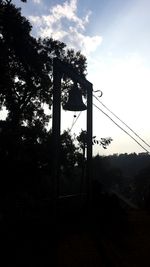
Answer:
69, 111, 82, 132
69, 99, 88, 132
67, 95, 150, 153
93, 94, 150, 149
69, 113, 76, 131
93, 102, 150, 154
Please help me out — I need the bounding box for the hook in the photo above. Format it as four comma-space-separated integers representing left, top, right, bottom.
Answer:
93, 89, 103, 98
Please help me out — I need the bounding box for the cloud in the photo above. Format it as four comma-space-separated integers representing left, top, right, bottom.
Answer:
29, 0, 102, 56
67, 27, 102, 55
32, 0, 42, 4
50, 0, 86, 30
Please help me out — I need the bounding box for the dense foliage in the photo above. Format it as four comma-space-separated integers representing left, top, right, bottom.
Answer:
0, 0, 88, 216
0, 1, 87, 129
0, 0, 87, 159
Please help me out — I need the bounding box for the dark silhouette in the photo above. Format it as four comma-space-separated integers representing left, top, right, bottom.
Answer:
92, 153, 150, 207
0, 1, 87, 265
1, 1, 150, 266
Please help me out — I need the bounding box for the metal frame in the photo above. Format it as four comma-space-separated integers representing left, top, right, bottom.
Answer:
52, 58, 93, 208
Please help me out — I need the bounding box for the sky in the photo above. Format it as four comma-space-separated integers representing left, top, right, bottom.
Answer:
11, 0, 150, 155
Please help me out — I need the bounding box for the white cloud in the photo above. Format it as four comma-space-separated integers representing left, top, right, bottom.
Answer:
29, 0, 102, 56
52, 0, 82, 28
68, 27, 102, 55
32, 0, 41, 4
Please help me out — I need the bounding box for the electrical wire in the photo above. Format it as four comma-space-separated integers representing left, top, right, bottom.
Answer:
93, 94, 150, 149
93, 102, 150, 154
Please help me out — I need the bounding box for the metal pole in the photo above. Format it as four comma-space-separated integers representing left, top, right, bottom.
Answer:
86, 84, 93, 210
52, 59, 62, 208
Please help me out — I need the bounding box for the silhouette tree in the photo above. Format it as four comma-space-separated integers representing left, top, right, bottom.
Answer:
0, 0, 88, 218
0, 0, 87, 130
0, 0, 87, 174
60, 131, 77, 173
77, 130, 112, 155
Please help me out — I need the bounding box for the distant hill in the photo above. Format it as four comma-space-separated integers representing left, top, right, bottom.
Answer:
107, 153, 150, 177
93, 153, 150, 207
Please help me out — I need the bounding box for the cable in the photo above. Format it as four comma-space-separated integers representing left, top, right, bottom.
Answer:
93, 94, 150, 149
69, 99, 88, 132
93, 102, 150, 154
69, 111, 82, 131
69, 113, 76, 131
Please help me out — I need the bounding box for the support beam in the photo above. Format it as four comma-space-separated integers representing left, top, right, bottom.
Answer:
86, 83, 93, 209
52, 60, 62, 204
53, 58, 92, 89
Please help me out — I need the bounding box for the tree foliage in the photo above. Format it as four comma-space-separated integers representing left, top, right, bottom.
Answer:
0, 0, 87, 130
0, 1, 50, 126
0, 0, 88, 193
77, 130, 113, 150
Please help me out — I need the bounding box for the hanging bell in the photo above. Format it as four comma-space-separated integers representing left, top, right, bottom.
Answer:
63, 83, 87, 111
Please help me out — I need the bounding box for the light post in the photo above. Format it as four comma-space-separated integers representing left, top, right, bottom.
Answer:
52, 58, 93, 210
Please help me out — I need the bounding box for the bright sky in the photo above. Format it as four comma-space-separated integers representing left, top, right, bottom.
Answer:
12, 0, 150, 155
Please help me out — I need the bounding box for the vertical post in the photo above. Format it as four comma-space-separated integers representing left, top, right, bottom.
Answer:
52, 58, 62, 208
86, 84, 93, 210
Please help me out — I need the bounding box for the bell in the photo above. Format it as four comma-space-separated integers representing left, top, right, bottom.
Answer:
63, 83, 87, 111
